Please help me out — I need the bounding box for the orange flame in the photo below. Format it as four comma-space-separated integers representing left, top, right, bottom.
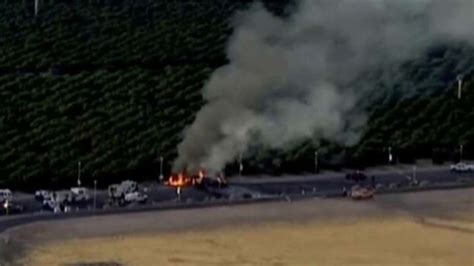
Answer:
166, 169, 209, 188
166, 172, 189, 187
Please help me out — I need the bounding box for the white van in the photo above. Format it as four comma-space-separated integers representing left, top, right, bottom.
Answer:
0, 189, 13, 203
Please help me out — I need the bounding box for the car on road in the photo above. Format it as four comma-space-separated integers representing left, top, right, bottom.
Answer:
450, 162, 474, 173
124, 191, 148, 204
349, 185, 375, 200
1, 200, 24, 215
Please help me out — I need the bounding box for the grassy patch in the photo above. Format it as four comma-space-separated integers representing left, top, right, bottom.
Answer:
0, 237, 25, 266
24, 216, 474, 266
64, 262, 123, 266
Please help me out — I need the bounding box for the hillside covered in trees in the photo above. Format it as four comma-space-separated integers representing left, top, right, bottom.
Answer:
0, 0, 473, 189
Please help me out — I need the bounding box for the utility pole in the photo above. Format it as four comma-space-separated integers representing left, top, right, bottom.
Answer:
457, 75, 463, 100
93, 179, 97, 211
159, 156, 164, 182
77, 161, 82, 187
314, 150, 319, 173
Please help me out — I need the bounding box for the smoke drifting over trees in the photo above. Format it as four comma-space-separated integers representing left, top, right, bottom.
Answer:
174, 0, 474, 172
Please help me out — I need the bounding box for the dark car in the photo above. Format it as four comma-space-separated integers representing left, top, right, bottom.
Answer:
196, 176, 228, 189
345, 171, 368, 182
0, 202, 24, 215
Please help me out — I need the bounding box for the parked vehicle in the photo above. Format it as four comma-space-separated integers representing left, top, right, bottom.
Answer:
42, 190, 74, 213
124, 191, 148, 204
1, 200, 24, 215
54, 190, 73, 204
70, 187, 90, 202
42, 198, 57, 212
0, 189, 13, 203
450, 162, 474, 173
35, 190, 52, 201
108, 180, 139, 206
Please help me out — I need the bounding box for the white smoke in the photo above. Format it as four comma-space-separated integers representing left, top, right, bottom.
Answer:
174, 0, 474, 172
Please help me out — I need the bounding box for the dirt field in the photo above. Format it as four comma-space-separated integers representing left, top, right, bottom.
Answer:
5, 189, 474, 266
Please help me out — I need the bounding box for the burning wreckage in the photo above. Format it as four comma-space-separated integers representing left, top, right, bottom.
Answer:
165, 170, 376, 202
165, 170, 261, 201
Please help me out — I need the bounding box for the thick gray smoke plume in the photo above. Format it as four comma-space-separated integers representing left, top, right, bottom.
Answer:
174, 0, 474, 172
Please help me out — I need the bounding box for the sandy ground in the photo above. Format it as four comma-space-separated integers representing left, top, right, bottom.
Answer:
3, 189, 474, 266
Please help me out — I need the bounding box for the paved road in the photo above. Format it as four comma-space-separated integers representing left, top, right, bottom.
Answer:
233, 168, 474, 196
2, 166, 474, 219
9, 185, 211, 215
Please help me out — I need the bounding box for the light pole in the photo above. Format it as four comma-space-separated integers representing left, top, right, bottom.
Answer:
176, 187, 181, 201
388, 146, 393, 164
77, 161, 82, 187
93, 179, 97, 211
34, 0, 39, 16
457, 75, 463, 100
239, 153, 243, 176
314, 150, 319, 173
3, 199, 9, 216
159, 156, 164, 182
412, 165, 417, 184
459, 144, 464, 162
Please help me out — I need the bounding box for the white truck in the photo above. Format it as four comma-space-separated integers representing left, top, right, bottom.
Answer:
108, 180, 141, 206
70, 187, 90, 202
38, 187, 89, 211
42, 190, 74, 213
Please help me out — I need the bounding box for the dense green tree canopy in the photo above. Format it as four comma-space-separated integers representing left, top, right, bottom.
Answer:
0, 0, 472, 189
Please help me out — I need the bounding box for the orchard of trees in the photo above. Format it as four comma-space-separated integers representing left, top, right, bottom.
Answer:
0, 0, 472, 189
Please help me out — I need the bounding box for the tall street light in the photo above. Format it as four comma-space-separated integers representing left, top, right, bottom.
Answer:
457, 75, 463, 100
159, 156, 164, 182
239, 153, 243, 176
3, 199, 9, 216
35, 0, 39, 16
93, 179, 97, 211
412, 165, 418, 184
388, 146, 393, 164
314, 150, 319, 173
77, 161, 82, 187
